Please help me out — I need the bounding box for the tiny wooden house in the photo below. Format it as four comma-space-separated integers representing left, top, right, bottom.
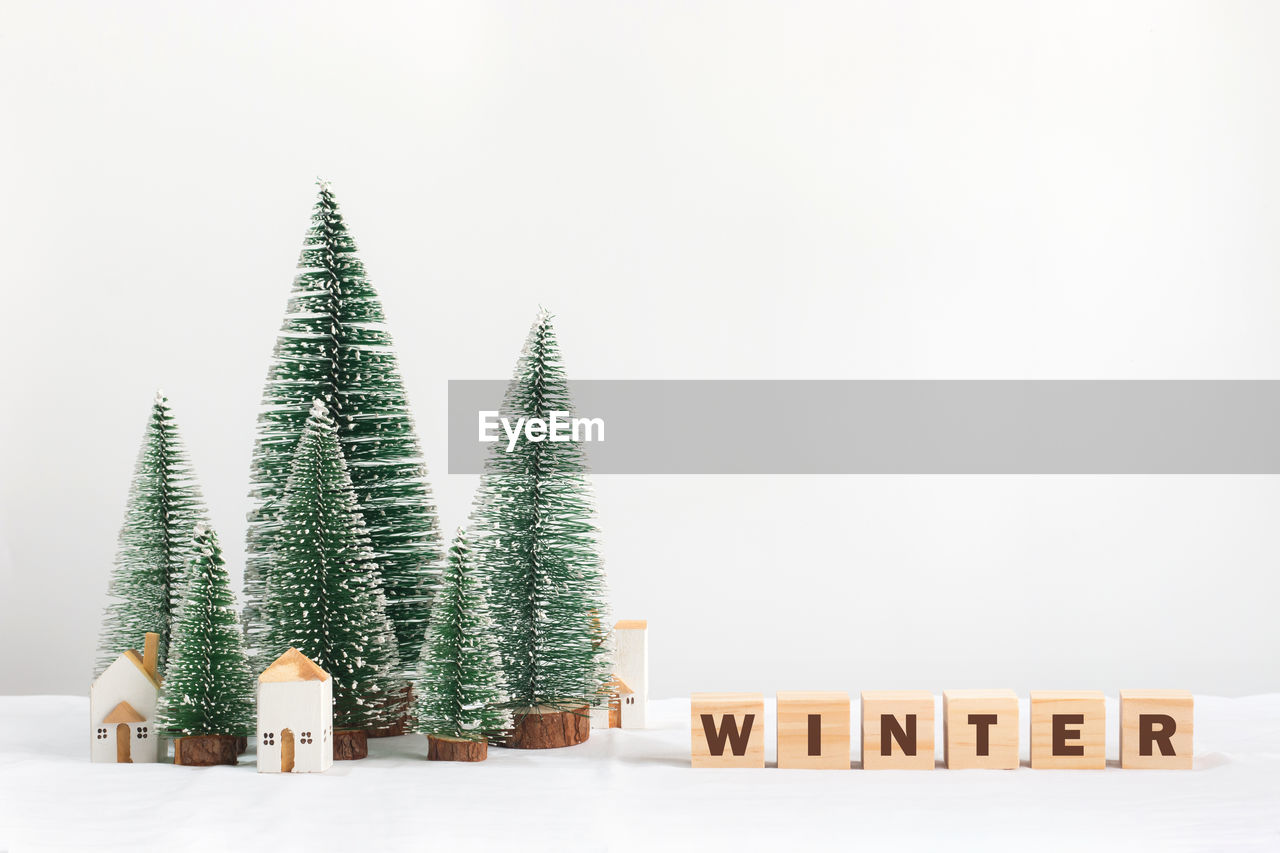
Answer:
257, 648, 333, 774
89, 633, 161, 763
614, 619, 648, 729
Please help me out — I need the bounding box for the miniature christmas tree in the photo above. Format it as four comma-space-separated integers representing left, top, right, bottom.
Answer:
95, 392, 211, 676
263, 400, 401, 736
413, 528, 509, 760
469, 310, 612, 747
243, 181, 441, 682
156, 524, 256, 763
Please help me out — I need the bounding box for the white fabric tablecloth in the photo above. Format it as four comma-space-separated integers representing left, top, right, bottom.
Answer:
1, 694, 1276, 851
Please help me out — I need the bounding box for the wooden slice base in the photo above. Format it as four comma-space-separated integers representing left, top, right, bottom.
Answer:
505, 706, 590, 749
427, 734, 488, 762
235, 736, 248, 755
173, 735, 239, 766
333, 729, 369, 761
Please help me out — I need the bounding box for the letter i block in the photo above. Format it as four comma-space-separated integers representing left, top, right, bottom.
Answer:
1030, 691, 1105, 769
691, 693, 765, 768
860, 690, 935, 769
776, 691, 850, 770
943, 689, 1019, 769
1120, 690, 1193, 769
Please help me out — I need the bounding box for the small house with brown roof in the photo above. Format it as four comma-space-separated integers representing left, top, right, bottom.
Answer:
257, 648, 332, 774
90, 633, 161, 763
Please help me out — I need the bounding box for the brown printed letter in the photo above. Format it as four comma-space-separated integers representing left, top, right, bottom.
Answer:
968, 713, 998, 756
881, 714, 917, 756
701, 714, 755, 757
1139, 714, 1177, 757
1052, 714, 1085, 756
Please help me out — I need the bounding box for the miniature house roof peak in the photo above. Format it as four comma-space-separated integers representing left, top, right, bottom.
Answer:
119, 649, 162, 690
103, 700, 146, 723
608, 676, 635, 695
614, 619, 647, 630
259, 648, 330, 683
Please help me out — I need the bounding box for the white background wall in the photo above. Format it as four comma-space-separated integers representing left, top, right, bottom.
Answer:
2, 1, 1277, 697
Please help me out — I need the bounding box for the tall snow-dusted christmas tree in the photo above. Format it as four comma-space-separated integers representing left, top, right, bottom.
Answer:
470, 310, 612, 746
156, 524, 256, 744
244, 181, 441, 681
263, 400, 401, 734
95, 392, 211, 676
413, 528, 508, 760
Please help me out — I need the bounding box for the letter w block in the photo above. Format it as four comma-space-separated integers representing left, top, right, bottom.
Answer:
691, 693, 765, 768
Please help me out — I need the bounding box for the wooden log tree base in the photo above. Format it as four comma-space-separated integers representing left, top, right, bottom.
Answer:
427, 734, 488, 762
505, 706, 591, 749
236, 736, 248, 755
173, 735, 239, 766
333, 729, 369, 761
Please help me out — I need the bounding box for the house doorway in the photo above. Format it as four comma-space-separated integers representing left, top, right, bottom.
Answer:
281, 728, 295, 773
608, 696, 621, 728
115, 723, 131, 763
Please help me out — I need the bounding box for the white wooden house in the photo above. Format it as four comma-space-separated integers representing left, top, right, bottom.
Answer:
613, 620, 648, 729
257, 648, 333, 774
90, 633, 161, 763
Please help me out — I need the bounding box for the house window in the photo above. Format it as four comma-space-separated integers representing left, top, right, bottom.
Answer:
263, 732, 275, 746
96, 727, 108, 739
627, 697, 634, 704
136, 726, 149, 739
301, 731, 313, 745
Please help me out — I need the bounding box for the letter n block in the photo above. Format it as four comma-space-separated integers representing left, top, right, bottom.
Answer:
1030, 691, 1105, 769
860, 690, 934, 770
1120, 690, 1192, 769
776, 691, 850, 770
691, 693, 764, 768
943, 689, 1019, 769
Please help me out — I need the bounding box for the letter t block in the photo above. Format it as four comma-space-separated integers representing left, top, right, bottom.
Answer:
690, 693, 765, 768
861, 690, 934, 769
943, 689, 1019, 769
776, 691, 850, 770
1120, 690, 1193, 769
1030, 691, 1105, 769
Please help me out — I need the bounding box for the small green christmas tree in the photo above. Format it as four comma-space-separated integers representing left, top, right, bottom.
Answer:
96, 392, 211, 675
263, 399, 401, 731
470, 310, 612, 714
413, 528, 509, 742
244, 182, 442, 677
155, 524, 256, 738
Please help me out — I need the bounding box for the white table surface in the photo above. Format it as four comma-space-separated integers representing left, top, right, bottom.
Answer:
1, 693, 1276, 852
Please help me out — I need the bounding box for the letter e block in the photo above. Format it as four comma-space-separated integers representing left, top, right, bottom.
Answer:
1030, 691, 1105, 769
861, 690, 934, 770
691, 693, 765, 768
943, 689, 1019, 770
776, 691, 850, 770
1120, 690, 1192, 769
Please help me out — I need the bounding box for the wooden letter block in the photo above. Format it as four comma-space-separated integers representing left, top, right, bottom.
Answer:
691, 693, 764, 768
776, 691, 850, 770
1030, 691, 1105, 769
1120, 690, 1193, 769
860, 690, 934, 770
943, 689, 1019, 770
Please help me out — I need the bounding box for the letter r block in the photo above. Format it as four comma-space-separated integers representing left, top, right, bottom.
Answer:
1120, 690, 1193, 769
776, 691, 850, 770
1030, 691, 1105, 769
860, 690, 934, 769
690, 693, 765, 768
943, 689, 1019, 769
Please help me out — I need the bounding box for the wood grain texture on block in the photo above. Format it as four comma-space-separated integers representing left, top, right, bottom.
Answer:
506, 706, 590, 749
428, 734, 488, 762
691, 693, 765, 768
173, 735, 239, 766
776, 691, 850, 770
333, 729, 369, 761
1120, 690, 1193, 769
1030, 691, 1105, 769
861, 691, 935, 770
943, 689, 1019, 769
